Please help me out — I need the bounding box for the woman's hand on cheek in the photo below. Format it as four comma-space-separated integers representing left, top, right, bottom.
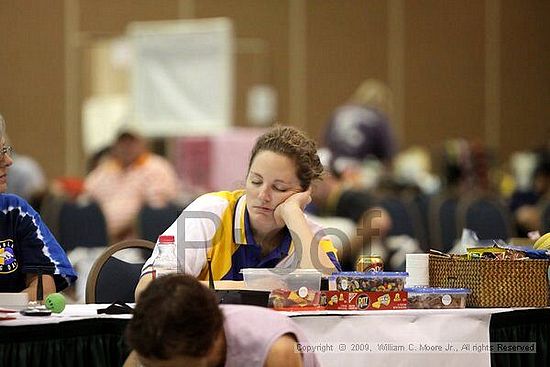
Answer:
273, 189, 312, 226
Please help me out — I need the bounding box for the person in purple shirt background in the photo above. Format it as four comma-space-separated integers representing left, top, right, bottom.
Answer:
323, 79, 397, 169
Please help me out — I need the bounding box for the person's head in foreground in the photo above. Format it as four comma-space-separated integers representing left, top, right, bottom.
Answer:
245, 125, 323, 237
127, 274, 224, 367
126, 274, 310, 367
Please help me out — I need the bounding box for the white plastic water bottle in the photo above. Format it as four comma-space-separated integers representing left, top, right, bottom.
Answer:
151, 235, 178, 279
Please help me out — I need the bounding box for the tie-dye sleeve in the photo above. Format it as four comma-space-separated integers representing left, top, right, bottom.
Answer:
16, 198, 77, 291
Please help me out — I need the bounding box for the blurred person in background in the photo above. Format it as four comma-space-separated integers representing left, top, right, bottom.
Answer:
86, 145, 112, 173
392, 146, 440, 196
84, 129, 182, 241
440, 139, 476, 197
512, 149, 550, 235
323, 79, 397, 172
441, 138, 496, 196
0, 113, 76, 299
45, 146, 111, 204
4, 135, 47, 209
125, 274, 319, 367
310, 148, 392, 271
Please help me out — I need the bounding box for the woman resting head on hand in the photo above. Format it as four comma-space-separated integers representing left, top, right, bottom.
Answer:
136, 125, 340, 297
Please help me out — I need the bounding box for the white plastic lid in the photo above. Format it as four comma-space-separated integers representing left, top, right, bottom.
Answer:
240, 268, 321, 275
405, 287, 471, 294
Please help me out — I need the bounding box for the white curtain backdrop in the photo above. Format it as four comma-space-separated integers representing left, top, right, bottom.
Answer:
128, 18, 234, 137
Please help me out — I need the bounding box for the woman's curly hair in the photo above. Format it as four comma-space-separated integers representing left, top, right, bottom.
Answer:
248, 125, 323, 190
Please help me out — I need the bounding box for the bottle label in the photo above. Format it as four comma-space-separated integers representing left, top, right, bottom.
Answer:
154, 268, 177, 278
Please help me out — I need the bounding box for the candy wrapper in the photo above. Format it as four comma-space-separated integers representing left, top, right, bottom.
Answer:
448, 228, 550, 260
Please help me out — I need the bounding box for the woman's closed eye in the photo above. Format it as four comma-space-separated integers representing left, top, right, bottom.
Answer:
273, 185, 287, 192
251, 180, 286, 192
250, 177, 287, 192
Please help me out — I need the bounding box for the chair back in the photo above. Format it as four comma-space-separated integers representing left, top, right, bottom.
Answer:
58, 199, 108, 251
377, 195, 420, 240
137, 203, 182, 242
85, 239, 155, 304
38, 194, 65, 239
457, 195, 514, 241
429, 193, 459, 252
541, 200, 550, 233
402, 193, 431, 251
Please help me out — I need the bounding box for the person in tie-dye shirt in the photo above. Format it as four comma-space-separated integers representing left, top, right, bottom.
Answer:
0, 114, 76, 299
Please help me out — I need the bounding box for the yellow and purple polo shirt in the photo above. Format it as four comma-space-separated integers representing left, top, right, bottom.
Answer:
142, 190, 341, 280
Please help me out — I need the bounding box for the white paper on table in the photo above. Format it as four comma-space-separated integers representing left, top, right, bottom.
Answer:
287, 309, 502, 367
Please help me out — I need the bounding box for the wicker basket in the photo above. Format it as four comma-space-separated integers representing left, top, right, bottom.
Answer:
429, 254, 550, 307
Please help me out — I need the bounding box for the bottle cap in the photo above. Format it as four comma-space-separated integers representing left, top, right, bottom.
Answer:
158, 235, 175, 244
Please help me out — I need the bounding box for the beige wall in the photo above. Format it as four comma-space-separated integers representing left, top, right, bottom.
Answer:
0, 0, 66, 178
0, 0, 548, 180
500, 0, 550, 155
306, 0, 389, 141
195, 0, 292, 129
404, 1, 486, 147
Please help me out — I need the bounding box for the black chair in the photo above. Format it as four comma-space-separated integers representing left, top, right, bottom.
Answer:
429, 193, 459, 252
85, 239, 155, 304
137, 203, 182, 242
541, 200, 550, 233
58, 199, 108, 252
377, 195, 419, 240
38, 193, 65, 239
402, 193, 431, 251
456, 194, 515, 241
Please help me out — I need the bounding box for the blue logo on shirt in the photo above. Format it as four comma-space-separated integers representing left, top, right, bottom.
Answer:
0, 240, 18, 273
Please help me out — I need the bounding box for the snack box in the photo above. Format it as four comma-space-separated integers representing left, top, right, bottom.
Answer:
328, 272, 408, 292
241, 268, 322, 292
268, 288, 322, 310
324, 291, 408, 311
406, 287, 470, 309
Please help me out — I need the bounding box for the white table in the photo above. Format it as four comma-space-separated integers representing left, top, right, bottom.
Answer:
282, 308, 518, 367
1, 305, 547, 367
0, 304, 131, 367
0, 304, 132, 326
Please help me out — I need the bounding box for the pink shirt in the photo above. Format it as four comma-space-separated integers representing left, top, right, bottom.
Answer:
221, 305, 320, 367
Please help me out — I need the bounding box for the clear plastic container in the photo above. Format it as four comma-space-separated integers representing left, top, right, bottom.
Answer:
406, 287, 470, 309
328, 271, 408, 292
241, 268, 322, 292
0, 293, 29, 311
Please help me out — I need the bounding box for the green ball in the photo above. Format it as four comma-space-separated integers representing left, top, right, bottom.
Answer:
45, 293, 66, 313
